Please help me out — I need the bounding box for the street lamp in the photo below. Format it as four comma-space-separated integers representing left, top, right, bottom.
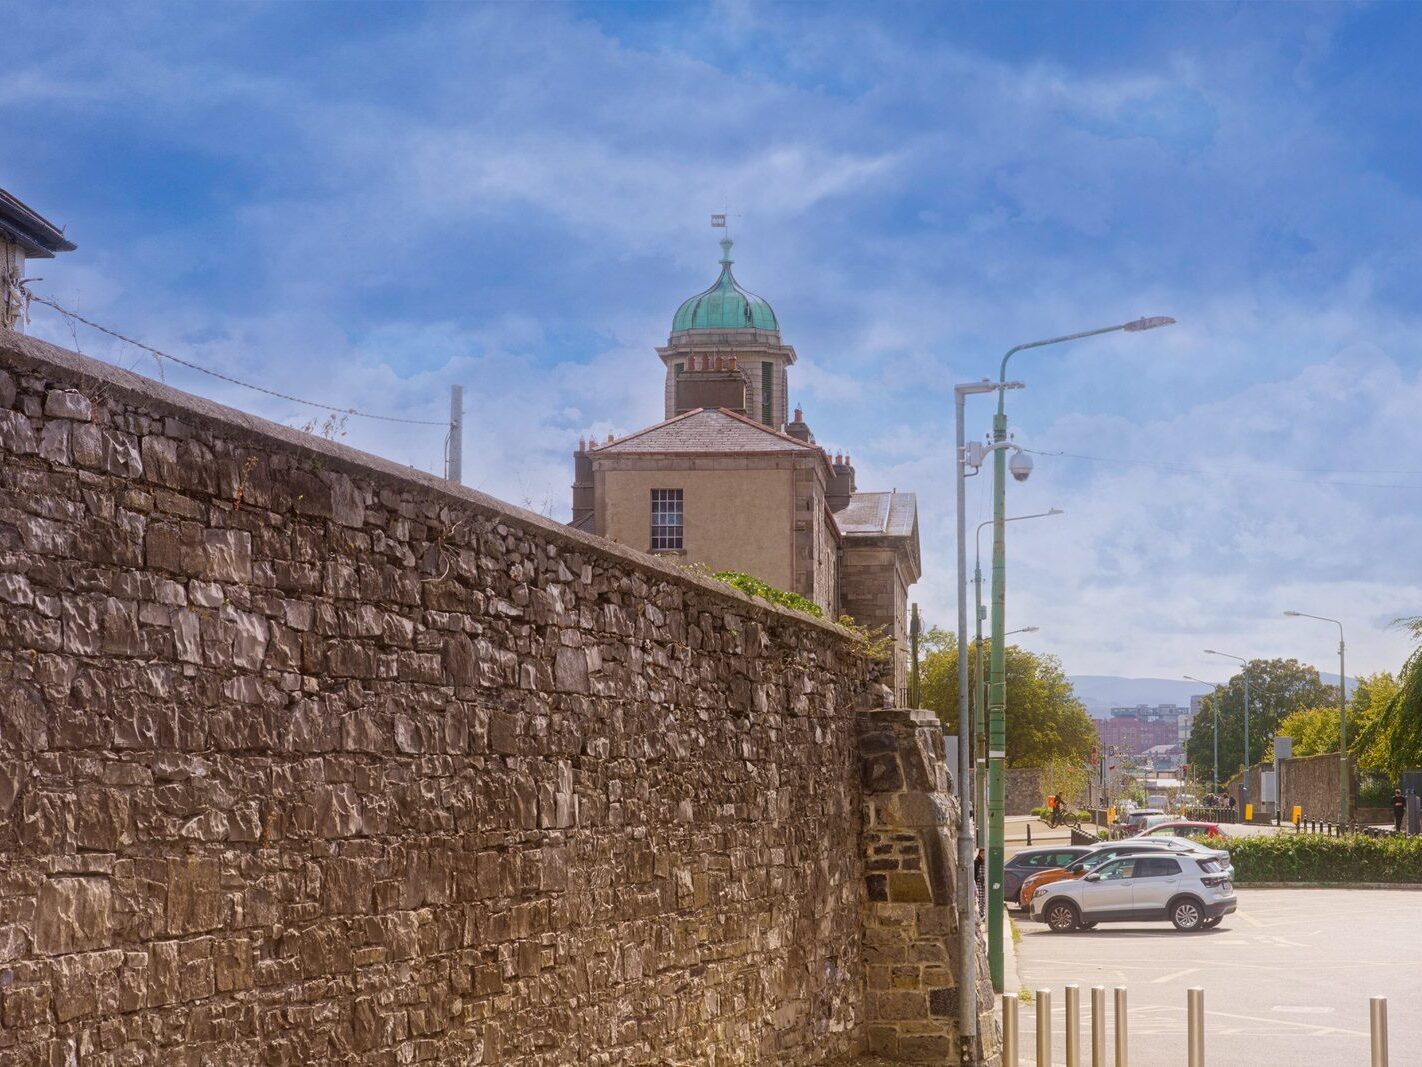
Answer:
985, 315, 1174, 992
1183, 675, 1223, 793
973, 512, 1062, 849
952, 378, 1023, 1065
1284, 611, 1348, 824
1204, 649, 1251, 811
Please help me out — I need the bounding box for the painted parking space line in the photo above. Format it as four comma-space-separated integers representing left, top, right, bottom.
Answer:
1150, 967, 1199, 983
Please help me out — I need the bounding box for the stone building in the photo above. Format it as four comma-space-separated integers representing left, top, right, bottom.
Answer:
0, 187, 76, 331
572, 236, 921, 699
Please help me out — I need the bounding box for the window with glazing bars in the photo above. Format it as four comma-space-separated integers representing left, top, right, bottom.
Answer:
650, 489, 684, 550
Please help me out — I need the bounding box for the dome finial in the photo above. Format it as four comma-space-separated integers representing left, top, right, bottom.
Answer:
719, 237, 733, 268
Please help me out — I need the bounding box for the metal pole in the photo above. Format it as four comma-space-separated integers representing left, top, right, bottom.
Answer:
1065, 984, 1081, 1067
1114, 986, 1128, 1067
1187, 987, 1204, 1067
1036, 989, 1052, 1067
1002, 994, 1019, 1067
1340, 629, 1348, 825
447, 384, 464, 484
974, 559, 986, 850
1371, 995, 1388, 1067
908, 603, 921, 708
1091, 986, 1106, 1067
953, 386, 979, 1064
1213, 697, 1219, 795
987, 404, 1009, 991
1243, 669, 1251, 817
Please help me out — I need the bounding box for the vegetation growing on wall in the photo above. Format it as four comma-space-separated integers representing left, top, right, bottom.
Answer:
711, 570, 824, 617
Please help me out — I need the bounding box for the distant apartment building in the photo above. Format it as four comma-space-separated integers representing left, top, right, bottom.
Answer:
1095, 703, 1194, 754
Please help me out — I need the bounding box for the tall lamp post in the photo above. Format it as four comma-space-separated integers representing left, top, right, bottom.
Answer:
953, 379, 1023, 1065
1284, 611, 1348, 824
985, 315, 1174, 992
1204, 650, 1251, 812
973, 510, 1062, 848
1183, 675, 1223, 794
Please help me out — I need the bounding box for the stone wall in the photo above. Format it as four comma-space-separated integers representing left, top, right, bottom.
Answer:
0, 332, 909, 1064
1279, 752, 1358, 822
1003, 767, 1044, 817
858, 710, 997, 1064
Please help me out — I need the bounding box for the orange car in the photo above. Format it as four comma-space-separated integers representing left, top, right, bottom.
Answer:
1018, 841, 1201, 908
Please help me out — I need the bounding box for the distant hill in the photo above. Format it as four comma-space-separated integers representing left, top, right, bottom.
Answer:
1069, 674, 1354, 717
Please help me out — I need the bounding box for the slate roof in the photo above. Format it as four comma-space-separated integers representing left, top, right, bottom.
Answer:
834, 491, 917, 539
593, 407, 821, 455
0, 188, 77, 259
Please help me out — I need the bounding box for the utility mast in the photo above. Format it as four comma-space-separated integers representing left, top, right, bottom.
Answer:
447, 384, 464, 484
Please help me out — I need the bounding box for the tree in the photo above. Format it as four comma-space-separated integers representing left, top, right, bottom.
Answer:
1354, 618, 1422, 779
919, 627, 1097, 767
1275, 672, 1397, 773
1184, 658, 1336, 782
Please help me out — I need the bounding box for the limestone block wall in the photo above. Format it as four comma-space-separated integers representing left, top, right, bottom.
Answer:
0, 332, 887, 1065
1278, 752, 1358, 822
858, 709, 998, 1065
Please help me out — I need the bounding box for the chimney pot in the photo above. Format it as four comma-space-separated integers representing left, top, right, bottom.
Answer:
715, 355, 724, 371
578, 436, 586, 452
794, 406, 803, 422
728, 355, 737, 370
606, 433, 614, 444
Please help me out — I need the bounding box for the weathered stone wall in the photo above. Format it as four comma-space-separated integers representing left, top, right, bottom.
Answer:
1279, 752, 1358, 822
0, 332, 892, 1064
1003, 767, 1043, 817
858, 710, 997, 1065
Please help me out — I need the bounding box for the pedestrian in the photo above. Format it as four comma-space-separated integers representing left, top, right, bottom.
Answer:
1394, 788, 1406, 833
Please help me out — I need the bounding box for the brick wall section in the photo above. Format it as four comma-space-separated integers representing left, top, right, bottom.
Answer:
0, 332, 889, 1065
858, 709, 998, 1064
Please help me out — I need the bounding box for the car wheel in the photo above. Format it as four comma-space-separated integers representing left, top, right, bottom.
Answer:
1170, 899, 1204, 931
1045, 900, 1079, 933
1200, 916, 1221, 929
1079, 921, 1098, 930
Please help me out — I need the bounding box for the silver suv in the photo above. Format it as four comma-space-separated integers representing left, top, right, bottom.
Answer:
1030, 851, 1236, 933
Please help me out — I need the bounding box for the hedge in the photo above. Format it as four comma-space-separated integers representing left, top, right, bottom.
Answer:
1212, 832, 1422, 883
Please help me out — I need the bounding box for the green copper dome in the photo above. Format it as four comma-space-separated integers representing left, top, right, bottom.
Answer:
671, 238, 779, 334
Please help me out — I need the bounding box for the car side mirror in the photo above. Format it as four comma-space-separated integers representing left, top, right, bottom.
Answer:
1084, 873, 1101, 882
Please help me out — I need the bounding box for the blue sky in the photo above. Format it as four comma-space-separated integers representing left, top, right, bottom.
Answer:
7, 1, 1422, 682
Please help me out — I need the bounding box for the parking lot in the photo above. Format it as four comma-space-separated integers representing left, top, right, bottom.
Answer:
1012, 888, 1421, 1065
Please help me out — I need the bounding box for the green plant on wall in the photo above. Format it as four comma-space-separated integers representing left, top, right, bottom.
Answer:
711, 570, 824, 618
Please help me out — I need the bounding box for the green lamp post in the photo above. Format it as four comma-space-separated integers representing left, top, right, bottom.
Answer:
985, 316, 1174, 992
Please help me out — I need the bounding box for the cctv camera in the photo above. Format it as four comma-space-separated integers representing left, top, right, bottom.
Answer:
1009, 451, 1034, 482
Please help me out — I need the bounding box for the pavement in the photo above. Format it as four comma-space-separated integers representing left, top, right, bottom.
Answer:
1011, 887, 1418, 1066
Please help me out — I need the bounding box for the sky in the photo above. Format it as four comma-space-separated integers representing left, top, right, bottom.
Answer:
6, 1, 1422, 686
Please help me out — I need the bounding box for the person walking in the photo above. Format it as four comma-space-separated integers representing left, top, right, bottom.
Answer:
974, 848, 985, 913
1394, 788, 1406, 833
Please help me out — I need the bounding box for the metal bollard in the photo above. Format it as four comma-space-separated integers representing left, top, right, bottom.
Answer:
1027, 824, 1033, 846
1065, 984, 1080, 1067
1114, 986, 1128, 1067
1371, 995, 1388, 1067
1036, 989, 1052, 1067
1091, 986, 1106, 1067
1003, 993, 1019, 1067
1187, 987, 1204, 1067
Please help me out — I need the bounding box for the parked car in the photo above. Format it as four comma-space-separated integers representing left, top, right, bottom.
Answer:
1003, 846, 1094, 910
1136, 820, 1227, 840
1115, 808, 1165, 833
1029, 851, 1236, 932
1018, 838, 1233, 908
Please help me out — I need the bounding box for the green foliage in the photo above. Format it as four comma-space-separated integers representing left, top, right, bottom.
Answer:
1030, 806, 1090, 822
709, 570, 824, 618
1219, 832, 1422, 884
919, 627, 1097, 767
834, 615, 894, 662
1273, 672, 1398, 775
1355, 619, 1422, 778
1040, 755, 1090, 809
1184, 658, 1337, 781
1359, 777, 1395, 807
